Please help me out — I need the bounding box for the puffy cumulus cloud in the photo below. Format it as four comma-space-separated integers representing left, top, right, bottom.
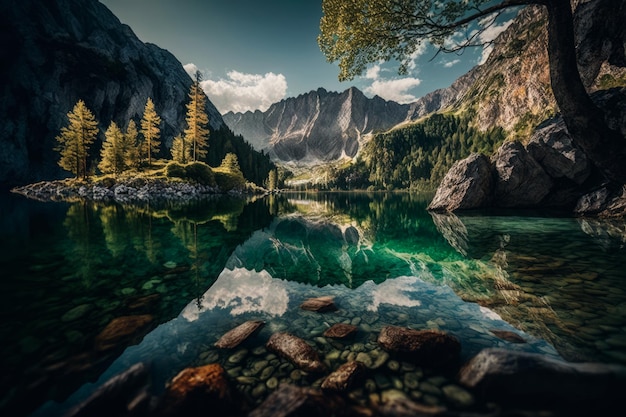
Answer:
443, 59, 461, 68
183, 63, 199, 78
200, 70, 288, 114
364, 77, 422, 104
365, 64, 381, 80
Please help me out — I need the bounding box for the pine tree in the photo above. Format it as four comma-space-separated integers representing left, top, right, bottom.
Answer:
220, 152, 242, 173
98, 121, 126, 176
123, 120, 139, 170
140, 97, 161, 167
184, 71, 210, 161
267, 169, 277, 191
171, 134, 190, 164
55, 99, 99, 179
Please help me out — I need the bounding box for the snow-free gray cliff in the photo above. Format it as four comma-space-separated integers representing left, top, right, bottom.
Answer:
0, 0, 223, 186
223, 87, 411, 163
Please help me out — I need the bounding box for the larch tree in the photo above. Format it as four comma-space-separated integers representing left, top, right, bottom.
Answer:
318, 0, 626, 183
123, 119, 139, 170
98, 121, 126, 176
184, 71, 210, 162
171, 134, 191, 164
140, 97, 161, 167
267, 168, 277, 191
55, 99, 99, 180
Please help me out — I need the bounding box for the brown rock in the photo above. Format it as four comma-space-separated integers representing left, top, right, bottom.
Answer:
249, 384, 345, 417
215, 320, 265, 349
377, 326, 461, 367
94, 315, 154, 352
126, 294, 160, 310
323, 323, 357, 339
321, 361, 365, 392
300, 296, 337, 312
158, 363, 238, 416
490, 329, 526, 344
266, 332, 326, 373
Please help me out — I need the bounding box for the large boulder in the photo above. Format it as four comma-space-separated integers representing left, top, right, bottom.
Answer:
458, 348, 626, 412
493, 141, 553, 207
157, 364, 239, 417
377, 326, 461, 367
526, 121, 591, 185
427, 153, 494, 212
94, 314, 154, 352
266, 332, 327, 373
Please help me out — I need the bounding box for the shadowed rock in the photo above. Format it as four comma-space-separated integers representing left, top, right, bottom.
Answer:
266, 332, 327, 373
427, 153, 494, 212
459, 348, 626, 412
321, 361, 365, 392
300, 296, 337, 312
215, 320, 265, 349
376, 396, 447, 417
249, 384, 346, 417
157, 363, 239, 417
377, 326, 461, 367
94, 315, 154, 352
490, 330, 526, 344
323, 323, 357, 339
65, 363, 151, 417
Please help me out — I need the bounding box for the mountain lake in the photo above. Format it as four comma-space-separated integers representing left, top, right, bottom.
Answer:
1, 190, 625, 416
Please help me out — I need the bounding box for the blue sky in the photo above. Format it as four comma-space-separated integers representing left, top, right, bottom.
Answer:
100, 0, 517, 114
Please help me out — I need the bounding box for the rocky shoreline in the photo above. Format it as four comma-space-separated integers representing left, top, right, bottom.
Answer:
428, 88, 626, 218
10, 177, 260, 204
62, 297, 626, 417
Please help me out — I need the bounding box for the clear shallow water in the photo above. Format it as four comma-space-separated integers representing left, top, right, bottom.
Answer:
1, 191, 625, 416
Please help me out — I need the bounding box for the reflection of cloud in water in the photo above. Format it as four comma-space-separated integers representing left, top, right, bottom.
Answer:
181, 268, 288, 321
365, 276, 422, 312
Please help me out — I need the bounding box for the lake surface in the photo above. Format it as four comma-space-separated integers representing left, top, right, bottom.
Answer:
1, 191, 625, 416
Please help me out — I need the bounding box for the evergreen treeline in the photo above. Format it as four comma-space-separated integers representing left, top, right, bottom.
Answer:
325, 113, 506, 190
55, 75, 274, 188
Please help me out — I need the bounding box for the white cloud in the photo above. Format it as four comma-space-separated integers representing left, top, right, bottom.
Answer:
191, 69, 288, 114
183, 63, 199, 78
405, 42, 428, 72
364, 77, 422, 104
365, 64, 381, 80
478, 17, 515, 64
443, 59, 461, 68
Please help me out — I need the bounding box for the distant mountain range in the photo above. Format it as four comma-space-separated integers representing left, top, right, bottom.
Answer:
223, 2, 626, 166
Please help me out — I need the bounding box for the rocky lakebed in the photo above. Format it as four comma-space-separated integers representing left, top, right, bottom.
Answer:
60, 295, 626, 417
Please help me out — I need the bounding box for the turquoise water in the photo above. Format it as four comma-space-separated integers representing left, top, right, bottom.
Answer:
1, 191, 625, 416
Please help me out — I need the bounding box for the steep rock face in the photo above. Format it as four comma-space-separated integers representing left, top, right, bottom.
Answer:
223, 87, 410, 163
451, 0, 626, 136
0, 0, 224, 186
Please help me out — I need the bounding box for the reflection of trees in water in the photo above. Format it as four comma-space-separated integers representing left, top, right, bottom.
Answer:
63, 201, 99, 287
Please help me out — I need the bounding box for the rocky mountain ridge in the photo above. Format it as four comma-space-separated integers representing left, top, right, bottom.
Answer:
223, 87, 411, 164
224, 0, 626, 167
0, 0, 224, 186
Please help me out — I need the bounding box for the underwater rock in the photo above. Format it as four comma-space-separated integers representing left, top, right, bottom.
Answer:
489, 329, 526, 344
459, 348, 626, 411
157, 363, 239, 417
323, 323, 357, 339
249, 384, 345, 417
321, 361, 365, 392
300, 296, 337, 312
61, 304, 92, 322
377, 326, 461, 367
266, 332, 327, 373
376, 396, 447, 417
64, 362, 152, 417
94, 315, 154, 352
215, 320, 265, 349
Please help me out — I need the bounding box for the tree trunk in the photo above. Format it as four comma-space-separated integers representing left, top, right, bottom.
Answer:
545, 0, 626, 183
